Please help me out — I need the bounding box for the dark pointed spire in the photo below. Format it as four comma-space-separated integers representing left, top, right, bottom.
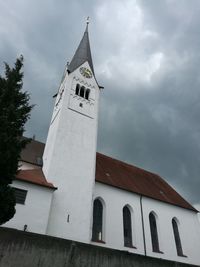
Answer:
68, 18, 94, 74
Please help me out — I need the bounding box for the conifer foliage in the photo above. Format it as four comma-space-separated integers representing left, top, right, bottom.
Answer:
0, 56, 33, 225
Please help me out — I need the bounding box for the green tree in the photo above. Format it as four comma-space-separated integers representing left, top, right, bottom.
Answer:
0, 56, 33, 225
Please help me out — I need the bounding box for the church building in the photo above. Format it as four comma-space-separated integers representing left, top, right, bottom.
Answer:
3, 23, 200, 266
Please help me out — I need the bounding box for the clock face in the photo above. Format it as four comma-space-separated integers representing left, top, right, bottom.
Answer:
79, 67, 93, 78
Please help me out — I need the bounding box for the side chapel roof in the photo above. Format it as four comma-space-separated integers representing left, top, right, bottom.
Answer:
18, 139, 197, 212
16, 169, 56, 190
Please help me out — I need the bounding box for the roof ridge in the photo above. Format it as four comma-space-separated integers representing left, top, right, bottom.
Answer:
22, 137, 45, 146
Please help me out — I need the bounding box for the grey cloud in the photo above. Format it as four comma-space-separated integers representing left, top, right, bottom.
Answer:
98, 38, 200, 203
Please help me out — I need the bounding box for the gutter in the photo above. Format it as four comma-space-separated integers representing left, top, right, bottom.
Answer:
140, 195, 146, 256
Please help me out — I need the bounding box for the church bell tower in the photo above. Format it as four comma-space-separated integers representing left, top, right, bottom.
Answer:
43, 21, 101, 242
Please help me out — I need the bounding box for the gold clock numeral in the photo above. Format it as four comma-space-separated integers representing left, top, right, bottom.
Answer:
79, 67, 92, 78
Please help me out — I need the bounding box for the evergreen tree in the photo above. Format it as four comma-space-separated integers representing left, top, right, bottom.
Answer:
0, 56, 33, 225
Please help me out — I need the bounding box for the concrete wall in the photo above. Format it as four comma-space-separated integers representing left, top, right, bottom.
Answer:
0, 227, 198, 267
93, 182, 200, 266
2, 180, 53, 234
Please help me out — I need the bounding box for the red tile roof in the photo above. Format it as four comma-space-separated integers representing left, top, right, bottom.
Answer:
96, 153, 196, 212
16, 169, 57, 190
19, 139, 196, 211
20, 138, 44, 166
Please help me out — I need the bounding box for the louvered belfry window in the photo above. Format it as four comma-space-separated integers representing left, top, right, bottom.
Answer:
13, 187, 27, 205
149, 212, 160, 252
123, 206, 133, 247
172, 218, 184, 256
75, 84, 80, 95
80, 86, 85, 98
92, 199, 103, 241
85, 89, 90, 100
75, 83, 90, 100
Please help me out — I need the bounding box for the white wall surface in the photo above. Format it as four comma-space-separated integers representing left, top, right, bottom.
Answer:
194, 204, 200, 223
3, 180, 53, 235
44, 61, 100, 243
142, 196, 200, 265
93, 182, 200, 266
93, 182, 145, 255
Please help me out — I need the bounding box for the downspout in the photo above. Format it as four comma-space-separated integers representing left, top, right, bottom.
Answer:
140, 195, 147, 256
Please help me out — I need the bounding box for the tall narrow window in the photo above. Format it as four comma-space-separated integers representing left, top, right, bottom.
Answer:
149, 212, 160, 252
85, 89, 90, 100
75, 84, 80, 95
80, 86, 85, 98
172, 218, 184, 256
123, 206, 133, 247
92, 199, 103, 242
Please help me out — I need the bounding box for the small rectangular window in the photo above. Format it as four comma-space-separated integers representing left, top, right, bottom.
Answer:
13, 187, 27, 205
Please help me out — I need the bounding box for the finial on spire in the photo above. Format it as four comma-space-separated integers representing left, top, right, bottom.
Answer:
85, 17, 89, 32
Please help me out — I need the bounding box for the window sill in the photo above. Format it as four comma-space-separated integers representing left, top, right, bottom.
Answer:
153, 250, 164, 254
178, 254, 187, 258
124, 245, 137, 249
91, 240, 106, 244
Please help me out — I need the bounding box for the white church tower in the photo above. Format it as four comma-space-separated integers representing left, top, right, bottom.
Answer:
43, 21, 101, 242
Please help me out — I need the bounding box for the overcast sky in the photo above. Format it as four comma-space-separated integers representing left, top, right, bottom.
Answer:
0, 0, 200, 206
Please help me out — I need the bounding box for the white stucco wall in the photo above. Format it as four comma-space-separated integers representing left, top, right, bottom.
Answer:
44, 61, 100, 243
142, 196, 200, 265
93, 182, 200, 266
3, 180, 54, 235
93, 182, 145, 255
194, 204, 200, 223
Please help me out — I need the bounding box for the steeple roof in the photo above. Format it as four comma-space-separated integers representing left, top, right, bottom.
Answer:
68, 23, 94, 74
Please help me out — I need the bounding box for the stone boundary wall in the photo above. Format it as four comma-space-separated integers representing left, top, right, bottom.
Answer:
0, 227, 197, 267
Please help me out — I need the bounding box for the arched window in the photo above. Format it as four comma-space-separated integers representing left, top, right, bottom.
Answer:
149, 212, 160, 252
172, 218, 183, 256
80, 86, 85, 98
92, 198, 103, 242
123, 206, 133, 247
75, 84, 80, 95
85, 89, 90, 100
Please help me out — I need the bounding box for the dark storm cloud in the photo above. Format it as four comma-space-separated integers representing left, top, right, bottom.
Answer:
1, 0, 200, 205
98, 72, 200, 203
97, 0, 200, 204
